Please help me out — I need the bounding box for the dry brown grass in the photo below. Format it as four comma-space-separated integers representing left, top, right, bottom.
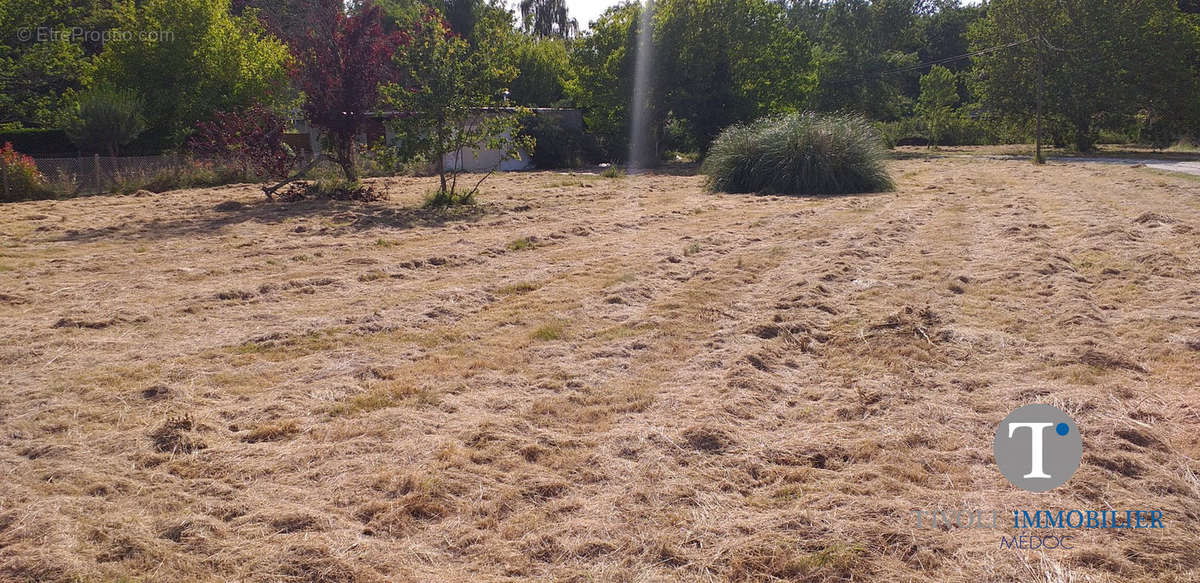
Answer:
0, 162, 1198, 582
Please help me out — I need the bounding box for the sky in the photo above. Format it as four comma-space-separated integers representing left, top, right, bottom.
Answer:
566, 0, 621, 30
562, 1, 984, 31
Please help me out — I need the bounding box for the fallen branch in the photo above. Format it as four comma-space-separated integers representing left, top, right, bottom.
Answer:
262, 155, 324, 200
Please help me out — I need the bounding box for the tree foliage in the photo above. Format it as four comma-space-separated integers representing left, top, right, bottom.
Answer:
65, 87, 146, 156
291, 1, 402, 181
970, 0, 1199, 151
0, 0, 125, 128
510, 37, 573, 107
570, 0, 816, 161
657, 0, 816, 153
5, 0, 1200, 161
519, 0, 578, 39
232, 0, 343, 45
382, 6, 529, 201
91, 0, 291, 147
567, 4, 640, 160
189, 106, 296, 179
916, 65, 957, 146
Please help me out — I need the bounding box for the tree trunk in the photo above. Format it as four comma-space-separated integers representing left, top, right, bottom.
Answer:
1035, 42, 1044, 164
338, 135, 358, 182
1073, 120, 1094, 153
436, 122, 448, 194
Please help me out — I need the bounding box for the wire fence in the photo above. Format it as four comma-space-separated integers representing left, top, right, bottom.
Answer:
32, 155, 192, 196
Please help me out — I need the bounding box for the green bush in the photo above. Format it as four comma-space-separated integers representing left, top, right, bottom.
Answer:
1, 142, 51, 201
520, 115, 596, 169
877, 115, 999, 148
703, 112, 893, 196
65, 88, 146, 157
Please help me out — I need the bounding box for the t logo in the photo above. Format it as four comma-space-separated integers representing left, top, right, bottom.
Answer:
994, 405, 1082, 492
1008, 422, 1054, 478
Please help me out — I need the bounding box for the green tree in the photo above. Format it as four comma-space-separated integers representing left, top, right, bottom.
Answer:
91, 0, 291, 147
0, 0, 125, 128
969, 0, 1189, 151
510, 37, 573, 107
656, 0, 816, 153
569, 0, 817, 160
379, 0, 515, 45
567, 3, 639, 159
915, 1, 985, 75
916, 65, 957, 147
1135, 8, 1200, 146
795, 0, 922, 120
65, 87, 145, 156
519, 0, 578, 39
382, 6, 530, 201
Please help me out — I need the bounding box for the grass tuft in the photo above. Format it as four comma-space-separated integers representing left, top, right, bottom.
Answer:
498, 281, 539, 295
508, 236, 537, 251
241, 420, 300, 443
531, 321, 567, 341
600, 166, 625, 178
328, 383, 439, 416
424, 189, 476, 208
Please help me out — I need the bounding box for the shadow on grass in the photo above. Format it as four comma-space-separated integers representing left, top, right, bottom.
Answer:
52, 196, 494, 243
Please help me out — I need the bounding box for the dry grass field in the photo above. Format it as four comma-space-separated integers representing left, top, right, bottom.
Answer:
1, 157, 1199, 582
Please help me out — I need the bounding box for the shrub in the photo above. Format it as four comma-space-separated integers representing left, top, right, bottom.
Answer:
189, 107, 297, 180
65, 88, 146, 157
877, 114, 1002, 149
521, 115, 593, 169
703, 112, 893, 196
1, 143, 50, 201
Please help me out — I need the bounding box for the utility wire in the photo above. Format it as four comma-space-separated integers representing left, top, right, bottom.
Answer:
824, 38, 1035, 86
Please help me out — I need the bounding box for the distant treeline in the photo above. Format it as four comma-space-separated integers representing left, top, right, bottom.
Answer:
2, 0, 1198, 159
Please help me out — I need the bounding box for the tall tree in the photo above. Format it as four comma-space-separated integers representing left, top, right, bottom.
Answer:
570, 0, 816, 159
796, 0, 922, 120
231, 0, 343, 45
291, 1, 402, 181
657, 0, 815, 152
0, 0, 125, 127
914, 0, 984, 73
968, 0, 1179, 151
567, 3, 640, 159
91, 0, 291, 146
916, 65, 957, 146
519, 0, 578, 39
510, 37, 573, 106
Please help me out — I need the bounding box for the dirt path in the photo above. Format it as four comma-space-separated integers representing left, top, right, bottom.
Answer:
1, 158, 1198, 582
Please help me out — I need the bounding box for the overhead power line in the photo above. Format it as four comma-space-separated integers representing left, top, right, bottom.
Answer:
825, 38, 1034, 87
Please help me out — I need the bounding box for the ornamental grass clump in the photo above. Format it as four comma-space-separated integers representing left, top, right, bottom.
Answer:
703, 112, 893, 196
